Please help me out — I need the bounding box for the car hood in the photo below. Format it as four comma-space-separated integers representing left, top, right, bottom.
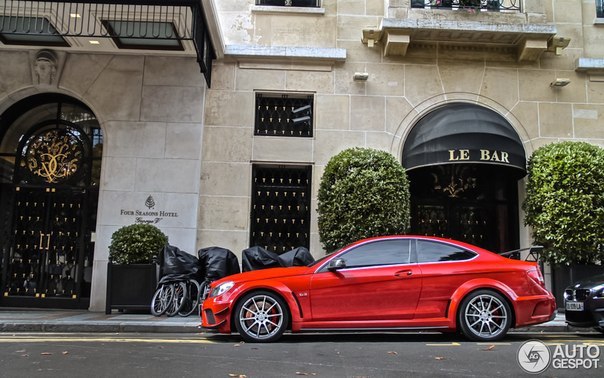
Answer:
568, 273, 604, 289
214, 266, 313, 285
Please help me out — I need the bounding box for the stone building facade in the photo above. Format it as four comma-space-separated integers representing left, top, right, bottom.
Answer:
0, 0, 603, 311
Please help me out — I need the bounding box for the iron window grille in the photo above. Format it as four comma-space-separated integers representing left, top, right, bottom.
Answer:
250, 164, 312, 254
411, 0, 520, 11
255, 93, 313, 137
256, 0, 321, 7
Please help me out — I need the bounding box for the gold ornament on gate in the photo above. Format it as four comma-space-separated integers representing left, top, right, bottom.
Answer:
26, 129, 82, 183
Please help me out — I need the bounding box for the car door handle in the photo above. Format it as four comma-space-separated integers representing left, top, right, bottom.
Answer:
395, 270, 413, 277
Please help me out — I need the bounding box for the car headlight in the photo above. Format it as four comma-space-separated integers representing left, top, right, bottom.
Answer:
593, 285, 604, 298
210, 281, 235, 297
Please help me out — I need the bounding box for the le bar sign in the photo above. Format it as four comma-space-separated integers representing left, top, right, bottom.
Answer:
448, 149, 510, 164
119, 196, 179, 224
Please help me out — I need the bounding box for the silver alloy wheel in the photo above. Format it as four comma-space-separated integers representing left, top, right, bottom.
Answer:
238, 294, 284, 340
464, 294, 508, 338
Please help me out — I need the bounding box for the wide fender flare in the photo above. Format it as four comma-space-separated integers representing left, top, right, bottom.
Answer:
231, 280, 303, 323
447, 278, 518, 327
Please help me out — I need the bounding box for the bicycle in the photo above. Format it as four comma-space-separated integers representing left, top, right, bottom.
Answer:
178, 279, 200, 317
151, 278, 188, 317
177, 278, 213, 317
150, 281, 174, 316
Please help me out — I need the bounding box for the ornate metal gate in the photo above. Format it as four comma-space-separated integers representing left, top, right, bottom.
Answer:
0, 96, 101, 308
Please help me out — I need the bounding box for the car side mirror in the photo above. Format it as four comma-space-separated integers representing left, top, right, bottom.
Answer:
327, 258, 346, 271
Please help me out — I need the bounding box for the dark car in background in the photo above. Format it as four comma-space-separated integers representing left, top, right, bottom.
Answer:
564, 273, 604, 332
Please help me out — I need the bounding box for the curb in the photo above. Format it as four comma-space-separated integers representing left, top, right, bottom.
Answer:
511, 324, 599, 334
0, 322, 202, 334
1, 322, 598, 335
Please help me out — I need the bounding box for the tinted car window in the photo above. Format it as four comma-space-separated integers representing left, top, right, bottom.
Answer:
417, 240, 476, 263
338, 239, 411, 268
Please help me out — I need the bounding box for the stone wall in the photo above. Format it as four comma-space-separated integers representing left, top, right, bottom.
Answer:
200, 0, 604, 261
0, 50, 206, 311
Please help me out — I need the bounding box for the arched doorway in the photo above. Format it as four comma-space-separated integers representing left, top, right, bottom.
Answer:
0, 94, 102, 309
402, 103, 526, 253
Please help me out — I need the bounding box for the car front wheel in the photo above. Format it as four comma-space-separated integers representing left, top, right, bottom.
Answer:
458, 289, 512, 341
234, 291, 289, 343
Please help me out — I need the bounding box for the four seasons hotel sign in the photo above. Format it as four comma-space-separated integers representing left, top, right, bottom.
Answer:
119, 195, 179, 224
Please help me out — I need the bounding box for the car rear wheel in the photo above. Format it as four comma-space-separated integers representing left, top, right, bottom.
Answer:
234, 291, 289, 343
458, 289, 512, 341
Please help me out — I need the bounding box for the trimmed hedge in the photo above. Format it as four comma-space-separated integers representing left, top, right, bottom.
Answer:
108, 224, 168, 264
522, 141, 604, 265
318, 147, 410, 252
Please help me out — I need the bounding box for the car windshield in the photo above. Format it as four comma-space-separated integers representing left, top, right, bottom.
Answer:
307, 252, 335, 267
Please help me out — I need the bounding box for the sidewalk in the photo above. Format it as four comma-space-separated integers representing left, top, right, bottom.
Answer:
0, 308, 201, 333
0, 309, 597, 334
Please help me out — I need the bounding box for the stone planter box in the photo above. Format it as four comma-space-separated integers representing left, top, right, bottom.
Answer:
105, 263, 157, 314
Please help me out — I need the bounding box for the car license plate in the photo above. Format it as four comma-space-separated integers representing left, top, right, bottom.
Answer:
565, 301, 584, 311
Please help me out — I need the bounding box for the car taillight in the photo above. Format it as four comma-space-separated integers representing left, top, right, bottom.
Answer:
528, 266, 545, 287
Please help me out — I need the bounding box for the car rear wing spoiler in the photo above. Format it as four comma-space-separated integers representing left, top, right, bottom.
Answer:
499, 245, 543, 261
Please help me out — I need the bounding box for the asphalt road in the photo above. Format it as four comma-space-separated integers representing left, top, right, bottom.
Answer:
0, 331, 603, 377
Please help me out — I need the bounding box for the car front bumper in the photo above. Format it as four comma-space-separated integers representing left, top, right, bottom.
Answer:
565, 297, 604, 328
200, 295, 233, 334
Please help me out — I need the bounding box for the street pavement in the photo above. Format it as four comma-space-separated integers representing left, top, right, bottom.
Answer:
0, 308, 597, 334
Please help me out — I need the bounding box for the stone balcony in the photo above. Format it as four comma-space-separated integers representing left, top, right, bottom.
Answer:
364, 1, 569, 62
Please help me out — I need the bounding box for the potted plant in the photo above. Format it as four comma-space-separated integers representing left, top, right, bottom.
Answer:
317, 147, 411, 252
105, 224, 168, 314
523, 141, 604, 307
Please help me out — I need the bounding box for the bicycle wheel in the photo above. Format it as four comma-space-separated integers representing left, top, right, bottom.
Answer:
165, 281, 187, 317
150, 283, 174, 316
200, 280, 211, 302
178, 279, 200, 317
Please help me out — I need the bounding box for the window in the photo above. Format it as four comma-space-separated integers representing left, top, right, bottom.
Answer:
0, 16, 68, 46
102, 20, 183, 50
598, 0, 604, 18
337, 239, 411, 268
417, 240, 476, 263
250, 165, 312, 253
255, 93, 313, 137
256, 0, 321, 7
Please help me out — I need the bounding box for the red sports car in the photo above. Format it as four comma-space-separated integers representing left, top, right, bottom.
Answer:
201, 236, 556, 342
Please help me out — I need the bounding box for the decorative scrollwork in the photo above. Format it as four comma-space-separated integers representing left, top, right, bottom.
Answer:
432, 166, 478, 198
25, 129, 82, 184
413, 0, 520, 11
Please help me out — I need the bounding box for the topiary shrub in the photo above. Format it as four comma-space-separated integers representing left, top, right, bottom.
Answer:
318, 147, 410, 252
108, 224, 168, 264
522, 141, 604, 265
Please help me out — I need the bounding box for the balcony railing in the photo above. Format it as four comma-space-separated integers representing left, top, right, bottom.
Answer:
256, 0, 321, 7
0, 0, 216, 86
411, 0, 520, 12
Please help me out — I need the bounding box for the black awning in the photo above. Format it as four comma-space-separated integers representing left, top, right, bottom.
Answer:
402, 103, 526, 176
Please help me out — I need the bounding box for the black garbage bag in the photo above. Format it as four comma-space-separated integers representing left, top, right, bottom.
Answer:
158, 244, 200, 282
242, 246, 282, 272
277, 246, 315, 267
197, 246, 240, 281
